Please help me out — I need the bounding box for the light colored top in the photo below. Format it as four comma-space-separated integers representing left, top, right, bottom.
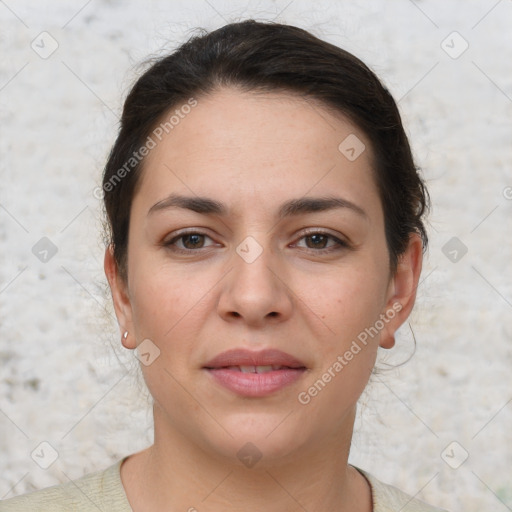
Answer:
0, 459, 448, 511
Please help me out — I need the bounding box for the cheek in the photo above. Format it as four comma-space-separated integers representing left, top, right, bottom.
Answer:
296, 294, 381, 416
296, 262, 388, 340
127, 258, 223, 375
128, 267, 212, 403
130, 266, 205, 336
291, 263, 387, 410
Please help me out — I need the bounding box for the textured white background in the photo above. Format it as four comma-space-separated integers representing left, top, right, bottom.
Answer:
1, 1, 511, 510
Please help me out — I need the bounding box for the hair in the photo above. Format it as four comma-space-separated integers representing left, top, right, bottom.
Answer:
102, 19, 429, 280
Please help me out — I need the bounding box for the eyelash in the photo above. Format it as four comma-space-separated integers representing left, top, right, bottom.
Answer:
163, 229, 349, 255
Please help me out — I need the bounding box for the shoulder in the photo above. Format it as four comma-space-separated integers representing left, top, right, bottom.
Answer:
0, 459, 132, 512
356, 468, 449, 512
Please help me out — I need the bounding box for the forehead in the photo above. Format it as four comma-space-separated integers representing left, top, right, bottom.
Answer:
134, 88, 380, 215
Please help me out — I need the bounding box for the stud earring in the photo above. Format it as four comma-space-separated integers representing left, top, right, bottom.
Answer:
123, 331, 128, 340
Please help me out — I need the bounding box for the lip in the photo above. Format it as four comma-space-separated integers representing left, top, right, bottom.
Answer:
204, 348, 306, 369
203, 349, 307, 398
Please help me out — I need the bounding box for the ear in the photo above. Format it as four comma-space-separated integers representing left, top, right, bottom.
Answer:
379, 233, 423, 349
104, 245, 136, 349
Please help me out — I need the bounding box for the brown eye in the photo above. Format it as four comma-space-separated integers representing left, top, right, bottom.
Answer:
293, 231, 347, 253
181, 234, 206, 249
165, 231, 217, 252
304, 234, 329, 249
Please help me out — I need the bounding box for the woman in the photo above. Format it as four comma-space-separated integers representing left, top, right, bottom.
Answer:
1, 20, 448, 511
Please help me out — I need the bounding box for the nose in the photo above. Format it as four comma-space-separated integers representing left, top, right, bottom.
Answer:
217, 241, 293, 328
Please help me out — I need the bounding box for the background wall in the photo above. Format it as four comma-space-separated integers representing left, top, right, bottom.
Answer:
1, 1, 511, 510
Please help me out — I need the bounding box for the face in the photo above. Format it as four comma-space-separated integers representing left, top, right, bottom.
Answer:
106, 88, 422, 466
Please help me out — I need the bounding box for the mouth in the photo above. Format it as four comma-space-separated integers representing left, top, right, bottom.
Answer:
203, 349, 307, 397
219, 365, 300, 373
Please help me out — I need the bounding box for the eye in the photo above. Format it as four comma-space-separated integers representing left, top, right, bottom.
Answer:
292, 231, 348, 253
163, 229, 347, 255
164, 231, 217, 252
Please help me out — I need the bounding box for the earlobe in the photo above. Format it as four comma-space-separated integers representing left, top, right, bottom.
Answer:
378, 302, 401, 349
379, 234, 423, 350
104, 245, 137, 349
122, 330, 132, 349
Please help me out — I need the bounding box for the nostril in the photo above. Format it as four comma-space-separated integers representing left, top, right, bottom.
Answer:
267, 311, 278, 317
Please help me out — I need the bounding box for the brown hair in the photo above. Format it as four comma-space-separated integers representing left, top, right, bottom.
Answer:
102, 20, 429, 279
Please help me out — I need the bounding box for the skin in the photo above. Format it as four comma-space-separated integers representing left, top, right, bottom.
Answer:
105, 87, 423, 512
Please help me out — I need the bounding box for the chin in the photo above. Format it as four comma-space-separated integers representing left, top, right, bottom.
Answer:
203, 411, 315, 469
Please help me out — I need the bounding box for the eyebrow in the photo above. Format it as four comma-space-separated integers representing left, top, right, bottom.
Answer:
147, 193, 367, 219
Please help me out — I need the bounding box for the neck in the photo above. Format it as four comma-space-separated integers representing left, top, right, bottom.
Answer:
120, 405, 371, 512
